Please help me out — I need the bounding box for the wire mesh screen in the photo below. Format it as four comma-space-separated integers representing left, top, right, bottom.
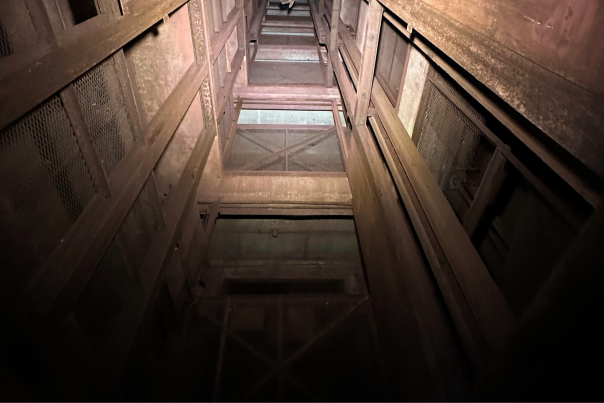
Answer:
0, 95, 95, 278
0, 20, 11, 58
73, 240, 132, 354
416, 82, 482, 206
118, 177, 162, 273
73, 57, 136, 174
432, 69, 485, 125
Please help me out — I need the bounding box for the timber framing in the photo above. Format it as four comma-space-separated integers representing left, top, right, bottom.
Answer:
26, 62, 208, 334
0, 0, 189, 131
320, 0, 517, 391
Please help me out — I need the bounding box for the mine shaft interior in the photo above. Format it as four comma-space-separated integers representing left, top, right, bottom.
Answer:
1, 0, 603, 400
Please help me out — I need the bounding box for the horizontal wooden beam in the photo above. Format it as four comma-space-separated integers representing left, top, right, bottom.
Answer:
210, 5, 242, 63
0, 0, 188, 131
219, 205, 353, 216
234, 85, 341, 100
368, 115, 490, 372
261, 19, 314, 28
371, 76, 517, 359
197, 173, 352, 205
330, 50, 356, 117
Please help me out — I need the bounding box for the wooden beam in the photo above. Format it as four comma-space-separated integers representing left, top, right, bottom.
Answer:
309, 0, 326, 44
353, 0, 382, 126
234, 85, 341, 100
368, 115, 491, 372
331, 49, 356, 117
217, 49, 245, 117
25, 63, 207, 332
210, 5, 242, 63
223, 96, 244, 163
59, 85, 112, 198
346, 125, 443, 400
332, 100, 349, 162
463, 148, 508, 238
325, 0, 341, 86
0, 0, 188, 131
261, 19, 314, 28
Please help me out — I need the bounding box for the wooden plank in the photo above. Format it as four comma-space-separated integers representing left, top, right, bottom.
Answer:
238, 124, 334, 130
210, 5, 242, 63
0, 0, 188, 131
308, 0, 326, 44
219, 206, 353, 216
234, 85, 341, 100
368, 115, 491, 372
331, 100, 348, 162
25, 63, 207, 332
59, 85, 112, 198
463, 148, 508, 238
370, 75, 517, 360
261, 19, 315, 28
339, 43, 358, 87
345, 127, 441, 400
325, 0, 342, 86
112, 50, 144, 141
352, 0, 382, 126
331, 49, 356, 117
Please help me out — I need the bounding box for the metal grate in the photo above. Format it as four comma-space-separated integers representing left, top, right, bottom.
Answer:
416, 83, 482, 206
0, 20, 11, 58
432, 69, 485, 124
73, 57, 136, 174
73, 240, 131, 354
118, 177, 162, 272
0, 95, 95, 272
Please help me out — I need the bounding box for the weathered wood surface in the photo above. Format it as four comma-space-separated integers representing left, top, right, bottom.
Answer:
352, 0, 382, 126
0, 0, 189, 131
379, 0, 604, 180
